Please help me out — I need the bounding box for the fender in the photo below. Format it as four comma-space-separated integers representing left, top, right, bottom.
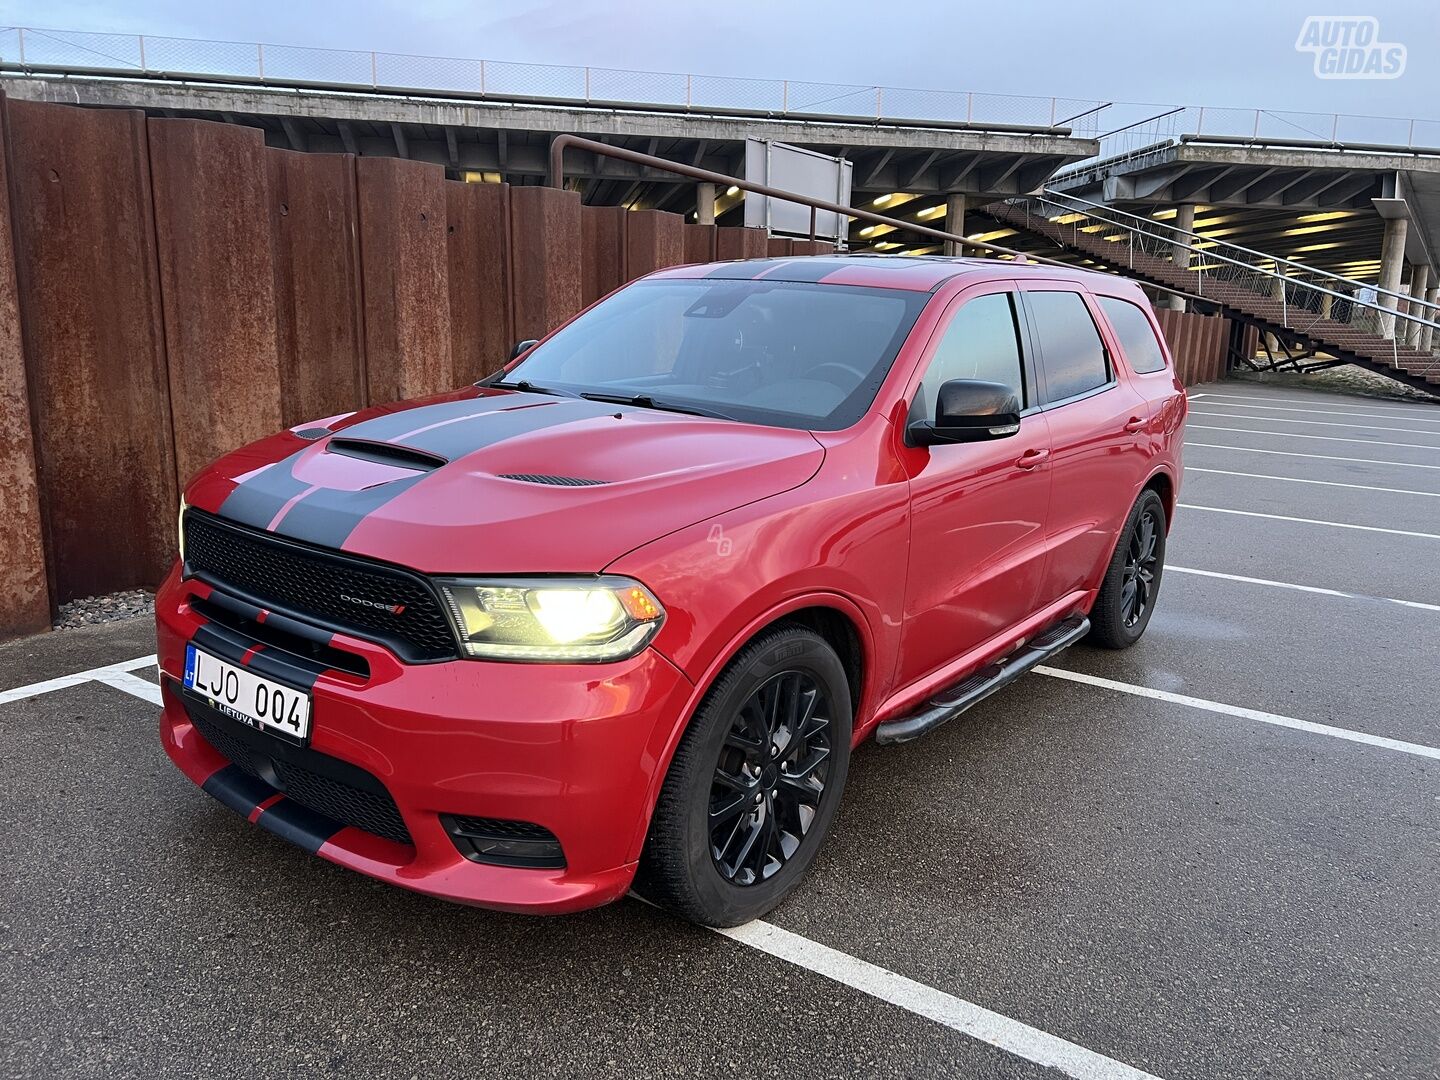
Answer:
620, 589, 877, 864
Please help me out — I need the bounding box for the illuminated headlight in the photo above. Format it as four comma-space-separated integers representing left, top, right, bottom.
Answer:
437, 576, 665, 662
177, 496, 188, 561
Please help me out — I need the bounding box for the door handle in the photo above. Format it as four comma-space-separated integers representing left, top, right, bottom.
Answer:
1015, 448, 1050, 470
1123, 415, 1147, 433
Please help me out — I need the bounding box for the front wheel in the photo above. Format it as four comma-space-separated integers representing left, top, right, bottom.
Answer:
1088, 489, 1167, 650
637, 626, 852, 927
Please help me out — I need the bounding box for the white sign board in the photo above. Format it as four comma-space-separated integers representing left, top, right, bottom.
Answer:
742, 139, 852, 240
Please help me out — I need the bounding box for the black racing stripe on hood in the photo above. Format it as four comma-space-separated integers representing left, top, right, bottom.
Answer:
333, 394, 522, 444
273, 400, 613, 549
270, 472, 429, 550
377, 398, 606, 462
217, 450, 311, 531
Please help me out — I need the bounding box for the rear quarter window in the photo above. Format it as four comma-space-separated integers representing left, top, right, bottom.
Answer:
1096, 296, 1169, 375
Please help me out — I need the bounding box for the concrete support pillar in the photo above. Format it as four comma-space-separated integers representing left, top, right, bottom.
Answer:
1405, 263, 1430, 346
1423, 285, 1439, 353
1165, 203, 1195, 311
696, 182, 716, 227
1319, 291, 1333, 320
1264, 274, 1286, 354
943, 193, 967, 257
1376, 215, 1408, 339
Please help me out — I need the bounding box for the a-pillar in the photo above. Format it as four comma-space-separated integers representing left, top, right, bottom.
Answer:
1376, 215, 1408, 339
943, 193, 967, 256
1165, 203, 1195, 311
696, 182, 716, 226
1405, 263, 1430, 347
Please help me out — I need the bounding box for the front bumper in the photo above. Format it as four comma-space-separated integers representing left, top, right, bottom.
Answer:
155, 566, 693, 914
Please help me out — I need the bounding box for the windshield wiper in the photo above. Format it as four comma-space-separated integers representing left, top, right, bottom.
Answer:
580, 392, 740, 423
486, 378, 581, 399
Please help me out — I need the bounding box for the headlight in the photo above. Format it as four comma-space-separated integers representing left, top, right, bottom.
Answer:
437, 576, 665, 662
177, 496, 188, 561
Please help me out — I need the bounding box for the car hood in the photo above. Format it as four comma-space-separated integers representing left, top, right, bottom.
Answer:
187, 387, 824, 573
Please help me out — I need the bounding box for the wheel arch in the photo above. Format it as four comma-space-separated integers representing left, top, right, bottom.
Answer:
1141, 466, 1176, 529
625, 593, 874, 864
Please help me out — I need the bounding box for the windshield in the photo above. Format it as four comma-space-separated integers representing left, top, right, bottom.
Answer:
501, 278, 929, 430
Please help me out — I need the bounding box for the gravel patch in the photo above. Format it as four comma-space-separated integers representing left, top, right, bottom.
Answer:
1230, 364, 1439, 405
52, 589, 154, 630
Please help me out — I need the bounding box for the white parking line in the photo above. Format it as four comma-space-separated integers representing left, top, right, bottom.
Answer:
1194, 400, 1440, 425
0, 654, 158, 705
1178, 503, 1440, 540
1168, 565, 1440, 612
1186, 441, 1440, 471
1197, 392, 1440, 418
1185, 466, 1440, 498
1035, 666, 1440, 762
92, 669, 163, 705
1190, 410, 1440, 438
718, 919, 1164, 1080
1188, 424, 1440, 452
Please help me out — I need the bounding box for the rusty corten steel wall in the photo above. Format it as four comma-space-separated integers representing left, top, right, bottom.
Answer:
150, 118, 284, 485
510, 186, 583, 342
0, 95, 50, 634
716, 226, 769, 261
581, 204, 626, 306
267, 148, 367, 427
625, 209, 685, 279
5, 98, 178, 604
1154, 309, 1228, 386
357, 157, 453, 404
683, 223, 715, 264
446, 181, 512, 384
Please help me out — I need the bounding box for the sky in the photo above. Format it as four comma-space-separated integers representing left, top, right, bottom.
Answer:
3, 0, 1436, 121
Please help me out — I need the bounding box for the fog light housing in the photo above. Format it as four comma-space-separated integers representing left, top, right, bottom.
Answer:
442, 815, 565, 869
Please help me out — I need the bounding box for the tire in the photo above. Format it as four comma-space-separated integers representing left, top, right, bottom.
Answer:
637, 625, 852, 927
1088, 489, 1167, 650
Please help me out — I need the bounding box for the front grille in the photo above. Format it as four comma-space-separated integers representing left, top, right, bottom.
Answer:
186, 701, 413, 846
185, 510, 456, 661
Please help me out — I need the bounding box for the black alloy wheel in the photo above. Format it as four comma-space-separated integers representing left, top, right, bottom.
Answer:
708, 671, 833, 886
638, 625, 852, 926
1121, 505, 1161, 629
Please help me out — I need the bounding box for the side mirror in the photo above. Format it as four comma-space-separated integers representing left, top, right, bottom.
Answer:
510, 339, 540, 360
908, 379, 1022, 446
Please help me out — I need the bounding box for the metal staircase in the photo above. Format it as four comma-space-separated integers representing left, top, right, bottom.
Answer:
984, 191, 1440, 393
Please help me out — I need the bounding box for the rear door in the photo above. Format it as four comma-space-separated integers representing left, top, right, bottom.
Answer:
1019, 282, 1152, 607
895, 281, 1052, 689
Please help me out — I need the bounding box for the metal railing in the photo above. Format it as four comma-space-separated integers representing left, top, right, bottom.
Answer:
0, 25, 1102, 133
4, 24, 1440, 160
1009, 190, 1440, 376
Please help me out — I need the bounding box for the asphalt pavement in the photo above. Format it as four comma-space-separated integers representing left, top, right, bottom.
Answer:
2, 379, 1436, 1079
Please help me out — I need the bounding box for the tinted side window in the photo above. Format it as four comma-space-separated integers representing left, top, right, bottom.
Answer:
1027, 291, 1111, 402
916, 292, 1025, 417
1097, 296, 1168, 374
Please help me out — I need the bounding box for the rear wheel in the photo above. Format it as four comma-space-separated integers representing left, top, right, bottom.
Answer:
1088, 489, 1167, 650
637, 626, 852, 927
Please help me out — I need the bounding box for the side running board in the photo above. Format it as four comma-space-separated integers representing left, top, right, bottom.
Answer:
874, 616, 1090, 746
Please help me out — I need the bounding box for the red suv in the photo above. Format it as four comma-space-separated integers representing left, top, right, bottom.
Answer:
156, 255, 1185, 926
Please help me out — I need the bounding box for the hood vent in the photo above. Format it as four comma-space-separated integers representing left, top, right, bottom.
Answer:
326, 438, 448, 471
497, 473, 609, 487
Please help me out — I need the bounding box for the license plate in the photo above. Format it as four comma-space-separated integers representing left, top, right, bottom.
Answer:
183, 644, 312, 743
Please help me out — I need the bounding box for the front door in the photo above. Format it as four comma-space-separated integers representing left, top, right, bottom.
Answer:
895, 283, 1053, 690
